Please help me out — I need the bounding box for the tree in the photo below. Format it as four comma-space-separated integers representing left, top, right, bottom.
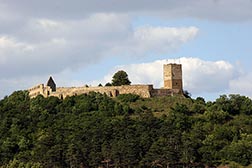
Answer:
215, 94, 252, 115
105, 82, 112, 86
143, 136, 181, 167
183, 90, 192, 99
111, 70, 131, 86
220, 134, 252, 166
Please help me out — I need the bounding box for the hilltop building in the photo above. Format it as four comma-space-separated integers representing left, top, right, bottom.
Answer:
28, 63, 183, 99
163, 64, 183, 91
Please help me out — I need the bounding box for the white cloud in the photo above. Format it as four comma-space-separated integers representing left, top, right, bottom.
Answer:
99, 57, 239, 97
36, 19, 62, 30
0, 12, 199, 98
0, 36, 34, 51
181, 58, 235, 93
0, 13, 198, 79
0, 36, 34, 65
129, 26, 198, 55
229, 72, 252, 97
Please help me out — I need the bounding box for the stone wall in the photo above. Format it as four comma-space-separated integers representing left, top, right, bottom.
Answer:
151, 88, 181, 97
50, 85, 154, 99
28, 84, 52, 98
28, 64, 184, 99
28, 83, 182, 99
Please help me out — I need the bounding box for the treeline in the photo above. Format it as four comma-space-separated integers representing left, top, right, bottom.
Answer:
1, 91, 252, 168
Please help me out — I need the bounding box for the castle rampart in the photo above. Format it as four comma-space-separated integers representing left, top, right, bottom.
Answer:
28, 84, 52, 98
28, 64, 184, 99
49, 85, 153, 99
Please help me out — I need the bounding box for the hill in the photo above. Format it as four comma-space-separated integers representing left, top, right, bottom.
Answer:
1, 91, 252, 167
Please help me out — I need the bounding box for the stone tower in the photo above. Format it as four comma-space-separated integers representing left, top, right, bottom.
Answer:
163, 64, 183, 91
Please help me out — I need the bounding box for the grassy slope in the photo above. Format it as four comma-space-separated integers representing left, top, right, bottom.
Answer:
129, 95, 193, 117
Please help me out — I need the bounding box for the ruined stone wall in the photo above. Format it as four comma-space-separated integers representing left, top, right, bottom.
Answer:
28, 63, 184, 99
151, 88, 180, 97
50, 85, 154, 99
28, 84, 52, 98
28, 84, 182, 99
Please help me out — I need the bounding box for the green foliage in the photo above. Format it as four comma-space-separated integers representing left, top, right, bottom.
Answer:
191, 97, 206, 114
221, 134, 252, 166
117, 93, 140, 103
204, 110, 231, 124
111, 70, 131, 86
1, 92, 252, 167
215, 94, 252, 115
105, 82, 112, 86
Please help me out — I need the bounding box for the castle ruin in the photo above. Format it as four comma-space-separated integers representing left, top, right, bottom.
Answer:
28, 63, 183, 99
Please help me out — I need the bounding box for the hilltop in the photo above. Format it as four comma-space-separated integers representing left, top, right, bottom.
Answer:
28, 64, 183, 99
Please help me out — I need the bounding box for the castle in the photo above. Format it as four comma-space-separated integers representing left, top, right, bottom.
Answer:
28, 64, 183, 99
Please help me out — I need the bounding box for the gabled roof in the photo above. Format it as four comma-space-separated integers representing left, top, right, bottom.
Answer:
47, 76, 55, 86
47, 76, 56, 91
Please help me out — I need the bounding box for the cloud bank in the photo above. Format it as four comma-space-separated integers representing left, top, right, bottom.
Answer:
0, 12, 198, 98
1, 0, 252, 21
100, 57, 250, 99
0, 14, 198, 79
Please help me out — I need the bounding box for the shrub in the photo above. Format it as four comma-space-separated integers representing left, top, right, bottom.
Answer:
117, 94, 140, 103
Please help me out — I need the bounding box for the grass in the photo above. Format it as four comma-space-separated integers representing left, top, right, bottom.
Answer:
129, 95, 193, 116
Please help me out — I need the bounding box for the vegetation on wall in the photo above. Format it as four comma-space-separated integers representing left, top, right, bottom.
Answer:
1, 91, 252, 167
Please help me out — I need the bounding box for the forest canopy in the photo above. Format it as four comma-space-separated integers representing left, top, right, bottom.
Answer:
1, 91, 252, 168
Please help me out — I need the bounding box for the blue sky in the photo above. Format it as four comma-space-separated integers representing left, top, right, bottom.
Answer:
0, 0, 252, 100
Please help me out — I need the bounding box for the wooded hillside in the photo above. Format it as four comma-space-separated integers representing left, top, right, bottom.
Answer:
1, 91, 252, 168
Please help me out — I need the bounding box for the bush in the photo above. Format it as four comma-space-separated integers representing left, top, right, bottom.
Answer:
117, 94, 140, 103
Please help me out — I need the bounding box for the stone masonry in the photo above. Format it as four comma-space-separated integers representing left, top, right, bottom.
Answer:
163, 64, 183, 91
28, 64, 183, 99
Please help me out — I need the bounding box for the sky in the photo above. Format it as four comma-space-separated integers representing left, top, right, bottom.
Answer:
1, 0, 252, 101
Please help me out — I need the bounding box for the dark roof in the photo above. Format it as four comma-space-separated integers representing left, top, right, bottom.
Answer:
47, 76, 55, 86
47, 76, 56, 91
